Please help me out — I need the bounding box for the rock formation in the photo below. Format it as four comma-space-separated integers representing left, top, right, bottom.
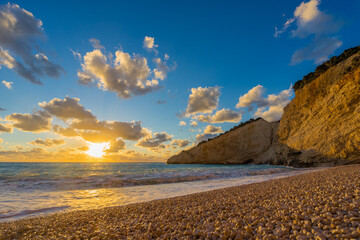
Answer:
168, 46, 360, 167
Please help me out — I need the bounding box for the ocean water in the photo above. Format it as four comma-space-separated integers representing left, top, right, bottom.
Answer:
0, 162, 317, 221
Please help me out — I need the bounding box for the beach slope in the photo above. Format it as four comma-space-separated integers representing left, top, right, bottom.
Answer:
1, 165, 360, 239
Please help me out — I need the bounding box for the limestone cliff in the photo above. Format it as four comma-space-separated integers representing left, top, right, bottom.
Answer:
277, 50, 360, 166
168, 46, 360, 166
168, 119, 279, 164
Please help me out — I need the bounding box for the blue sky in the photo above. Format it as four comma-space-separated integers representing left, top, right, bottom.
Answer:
0, 0, 359, 161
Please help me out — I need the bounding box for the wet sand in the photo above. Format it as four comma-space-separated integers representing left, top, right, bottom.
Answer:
1, 165, 360, 239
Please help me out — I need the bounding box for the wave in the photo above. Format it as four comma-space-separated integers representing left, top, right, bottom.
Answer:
0, 206, 69, 220
0, 167, 296, 192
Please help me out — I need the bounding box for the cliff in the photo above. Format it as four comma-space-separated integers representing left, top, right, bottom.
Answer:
168, 118, 279, 164
168, 46, 360, 167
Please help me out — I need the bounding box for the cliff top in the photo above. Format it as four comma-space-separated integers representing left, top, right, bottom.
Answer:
293, 45, 360, 91
197, 117, 264, 146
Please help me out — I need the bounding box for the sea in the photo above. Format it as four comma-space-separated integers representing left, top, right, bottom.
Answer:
0, 162, 319, 222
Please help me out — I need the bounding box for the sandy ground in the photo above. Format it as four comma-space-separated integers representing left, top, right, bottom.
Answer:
1, 165, 360, 239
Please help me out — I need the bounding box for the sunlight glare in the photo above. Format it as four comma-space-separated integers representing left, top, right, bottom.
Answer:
86, 142, 110, 158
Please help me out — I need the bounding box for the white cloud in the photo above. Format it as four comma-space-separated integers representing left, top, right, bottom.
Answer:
143, 36, 158, 53
190, 120, 198, 127
78, 48, 162, 99
196, 108, 242, 123
0, 122, 12, 132
0, 3, 63, 84
70, 49, 82, 60
275, 0, 343, 64
204, 125, 223, 134
136, 132, 172, 148
170, 139, 190, 148
5, 111, 51, 132
39, 97, 96, 120
186, 86, 221, 115
179, 121, 186, 126
2, 80, 13, 89
236, 85, 293, 122
195, 133, 218, 143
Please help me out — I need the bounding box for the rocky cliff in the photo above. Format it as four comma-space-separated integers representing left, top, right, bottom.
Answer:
168, 46, 360, 167
168, 118, 279, 164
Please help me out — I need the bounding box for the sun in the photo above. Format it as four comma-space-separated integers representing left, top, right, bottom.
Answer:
86, 142, 110, 158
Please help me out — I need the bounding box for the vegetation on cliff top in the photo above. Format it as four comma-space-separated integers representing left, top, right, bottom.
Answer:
293, 46, 360, 91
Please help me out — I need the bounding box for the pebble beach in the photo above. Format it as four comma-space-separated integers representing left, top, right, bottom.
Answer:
1, 165, 360, 239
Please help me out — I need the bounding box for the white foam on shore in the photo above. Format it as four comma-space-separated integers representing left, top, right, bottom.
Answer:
0, 167, 324, 222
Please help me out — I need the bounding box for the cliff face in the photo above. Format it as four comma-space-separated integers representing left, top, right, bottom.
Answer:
277, 52, 360, 166
168, 47, 360, 167
168, 119, 279, 164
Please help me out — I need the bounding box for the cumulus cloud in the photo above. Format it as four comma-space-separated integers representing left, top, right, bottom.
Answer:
179, 121, 186, 126
195, 108, 242, 123
5, 111, 51, 132
170, 139, 190, 148
190, 120, 198, 127
0, 122, 12, 132
2, 80, 13, 89
236, 85, 293, 122
77, 48, 162, 98
136, 132, 172, 148
143, 36, 158, 53
53, 125, 79, 137
195, 133, 218, 143
186, 86, 221, 115
30, 138, 65, 146
39, 97, 95, 120
275, 0, 343, 64
105, 139, 125, 153
204, 125, 223, 134
0, 3, 63, 84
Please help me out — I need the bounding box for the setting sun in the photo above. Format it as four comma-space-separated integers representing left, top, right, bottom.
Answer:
86, 142, 109, 158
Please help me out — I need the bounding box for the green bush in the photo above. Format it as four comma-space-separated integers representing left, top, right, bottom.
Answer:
293, 46, 360, 91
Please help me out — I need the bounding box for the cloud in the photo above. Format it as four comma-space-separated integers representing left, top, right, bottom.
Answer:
291, 37, 342, 65
0, 107, 5, 111
186, 86, 221, 115
236, 85, 293, 122
195, 108, 242, 123
89, 38, 105, 49
77, 48, 162, 98
136, 132, 172, 148
105, 139, 125, 153
53, 125, 79, 137
39, 97, 95, 120
2, 80, 13, 89
170, 139, 190, 148
190, 120, 197, 127
143, 36, 158, 53
204, 125, 223, 134
0, 3, 63, 84
275, 0, 343, 64
5, 111, 51, 132
153, 57, 170, 80
70, 49, 82, 60
0, 122, 12, 132
30, 138, 65, 146
195, 133, 218, 143
157, 100, 166, 104
0, 138, 2, 143
179, 121, 186, 126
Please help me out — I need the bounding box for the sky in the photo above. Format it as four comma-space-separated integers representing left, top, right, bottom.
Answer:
0, 0, 359, 162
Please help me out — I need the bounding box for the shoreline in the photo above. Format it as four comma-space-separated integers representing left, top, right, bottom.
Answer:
1, 165, 360, 239
0, 166, 320, 223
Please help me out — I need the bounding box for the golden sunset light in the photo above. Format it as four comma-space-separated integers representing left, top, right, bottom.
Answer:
1, 0, 360, 239
85, 142, 110, 158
